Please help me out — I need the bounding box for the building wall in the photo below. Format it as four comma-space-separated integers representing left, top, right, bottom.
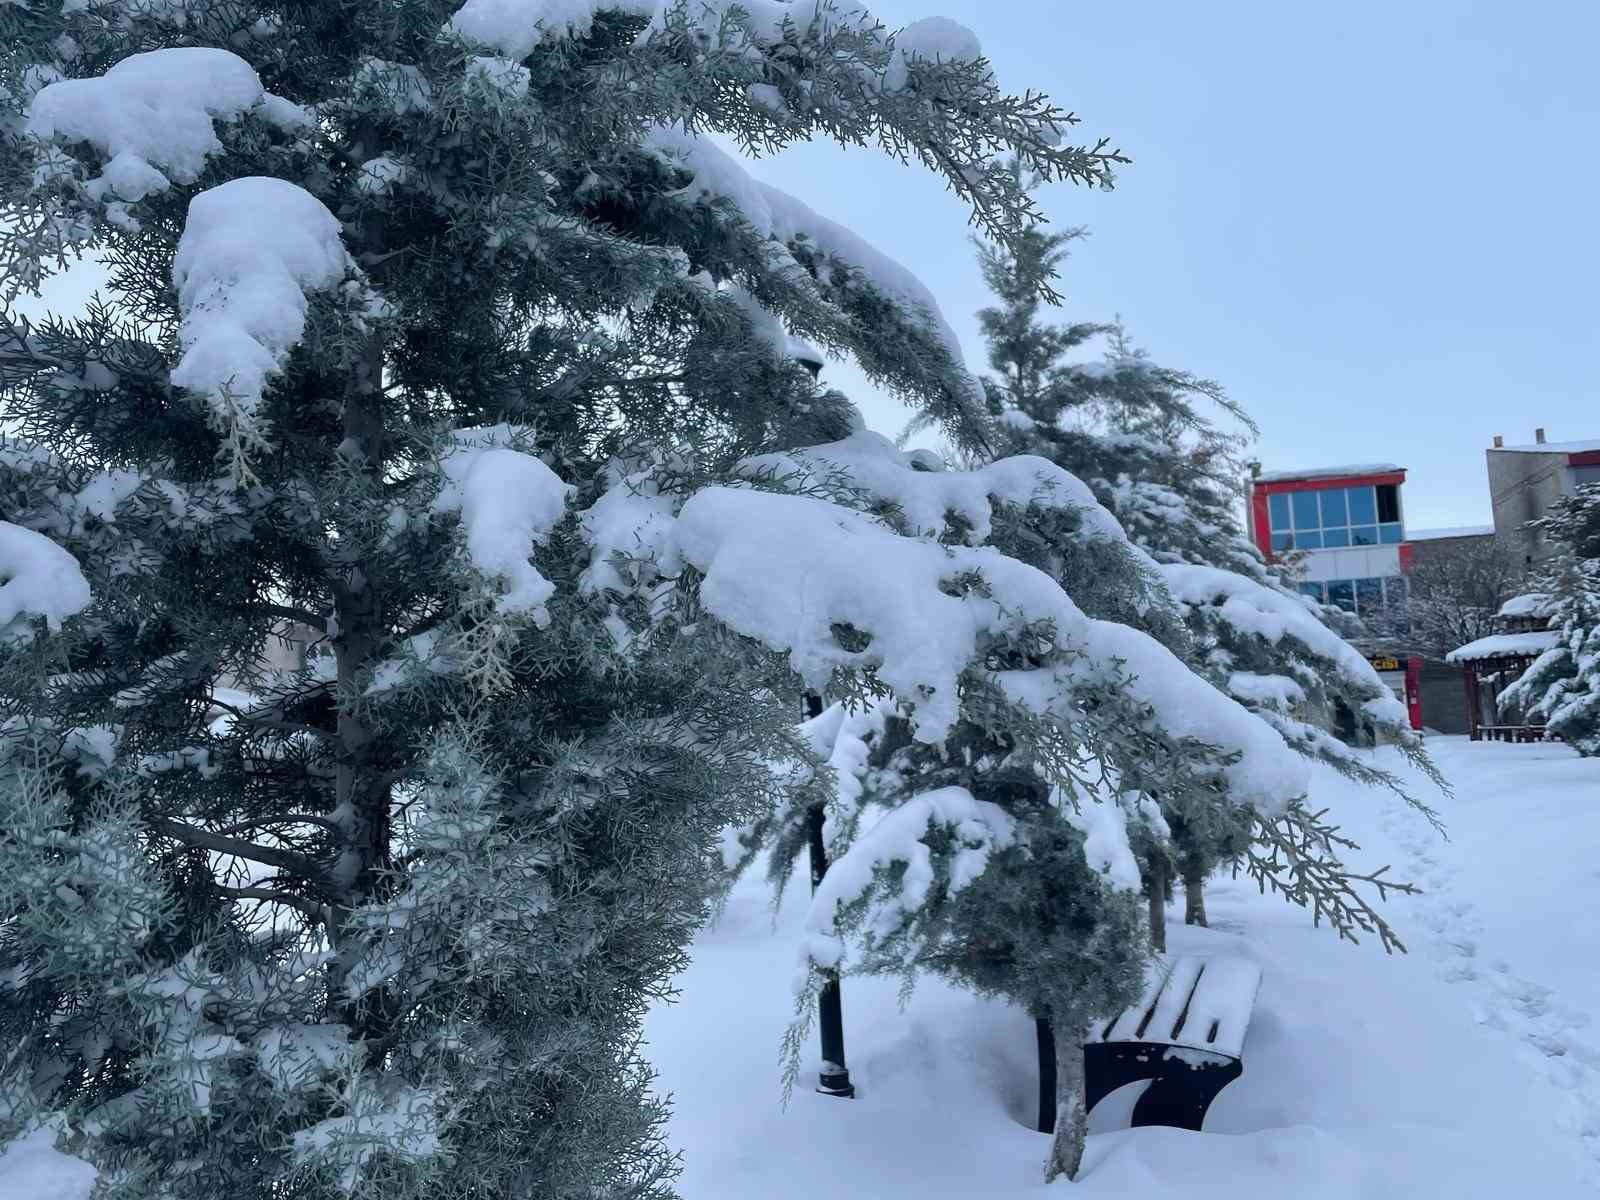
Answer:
1298, 544, 1404, 584
1487, 449, 1566, 564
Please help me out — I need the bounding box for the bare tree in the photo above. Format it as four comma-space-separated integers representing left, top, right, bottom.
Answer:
1378, 537, 1532, 660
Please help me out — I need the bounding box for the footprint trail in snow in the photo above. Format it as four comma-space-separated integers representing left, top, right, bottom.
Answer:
1381, 792, 1600, 1177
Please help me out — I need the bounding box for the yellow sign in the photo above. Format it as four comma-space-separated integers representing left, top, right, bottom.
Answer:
1368, 656, 1404, 672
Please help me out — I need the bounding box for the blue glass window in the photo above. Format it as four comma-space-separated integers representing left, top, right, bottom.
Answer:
1327, 580, 1355, 611
1269, 492, 1291, 530
1298, 582, 1325, 602
1356, 578, 1383, 613
1292, 491, 1320, 530
1265, 482, 1404, 554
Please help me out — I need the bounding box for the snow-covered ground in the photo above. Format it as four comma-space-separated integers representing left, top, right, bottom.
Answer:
645, 736, 1599, 1197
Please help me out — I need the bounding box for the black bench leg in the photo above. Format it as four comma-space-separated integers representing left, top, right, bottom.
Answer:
1082, 1043, 1164, 1115
1129, 1058, 1243, 1132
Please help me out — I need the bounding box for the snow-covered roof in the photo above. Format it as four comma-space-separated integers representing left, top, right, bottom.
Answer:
1255, 463, 1404, 484
1408, 525, 1494, 542
1492, 438, 1600, 455
1497, 593, 1554, 619
1445, 631, 1558, 664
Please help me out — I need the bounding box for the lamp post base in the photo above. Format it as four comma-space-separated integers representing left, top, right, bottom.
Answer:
817, 1064, 856, 1098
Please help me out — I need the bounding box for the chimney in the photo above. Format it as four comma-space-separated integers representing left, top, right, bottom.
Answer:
1492, 435, 1503, 448
1535, 428, 1547, 445
1247, 459, 1261, 479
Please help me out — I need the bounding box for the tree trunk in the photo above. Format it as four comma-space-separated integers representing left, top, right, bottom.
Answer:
325, 328, 392, 1037
1043, 1017, 1089, 1183
1146, 860, 1167, 953
1183, 864, 1208, 927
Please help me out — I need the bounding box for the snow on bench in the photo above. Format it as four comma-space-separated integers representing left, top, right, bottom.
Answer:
1084, 955, 1262, 1131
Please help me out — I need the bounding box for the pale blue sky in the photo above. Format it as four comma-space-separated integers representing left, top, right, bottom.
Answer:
752, 0, 1599, 530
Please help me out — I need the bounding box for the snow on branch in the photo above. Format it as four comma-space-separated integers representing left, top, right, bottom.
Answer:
800, 785, 1014, 971
0, 521, 91, 642
291, 1084, 443, 1197
447, 0, 657, 57
742, 430, 1132, 548
432, 427, 575, 625
670, 485, 1306, 808
1161, 562, 1410, 728
641, 127, 978, 399
24, 48, 291, 226
799, 697, 891, 852
169, 177, 354, 480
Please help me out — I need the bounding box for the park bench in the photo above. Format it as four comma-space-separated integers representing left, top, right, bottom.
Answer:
1080, 955, 1262, 1132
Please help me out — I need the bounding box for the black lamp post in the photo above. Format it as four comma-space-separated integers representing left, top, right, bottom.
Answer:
805, 692, 855, 1098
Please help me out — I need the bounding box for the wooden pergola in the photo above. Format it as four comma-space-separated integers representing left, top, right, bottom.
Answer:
1446, 632, 1559, 743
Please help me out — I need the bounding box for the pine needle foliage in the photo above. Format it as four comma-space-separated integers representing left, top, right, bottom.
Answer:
0, 3, 1128, 1197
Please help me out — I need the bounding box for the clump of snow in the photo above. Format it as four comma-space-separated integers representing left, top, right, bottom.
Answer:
169, 177, 352, 459
26, 48, 266, 212
447, 0, 657, 58
135, 745, 220, 780
1498, 593, 1554, 620
1228, 671, 1306, 711
432, 427, 574, 624
258, 92, 314, 131
61, 724, 118, 780
884, 16, 983, 92
463, 54, 531, 98
0, 1126, 97, 1200
742, 431, 1131, 547
799, 698, 891, 851
255, 1022, 354, 1093
1062, 784, 1143, 893
351, 57, 434, 115
801, 786, 1014, 971
0, 521, 92, 641
578, 466, 683, 599
355, 155, 414, 196
675, 486, 1027, 742
71, 468, 143, 524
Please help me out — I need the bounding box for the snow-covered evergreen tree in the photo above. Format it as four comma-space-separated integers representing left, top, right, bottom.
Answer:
707, 431, 1305, 1181
968, 181, 1439, 936
0, 3, 1142, 1196
1501, 484, 1600, 755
